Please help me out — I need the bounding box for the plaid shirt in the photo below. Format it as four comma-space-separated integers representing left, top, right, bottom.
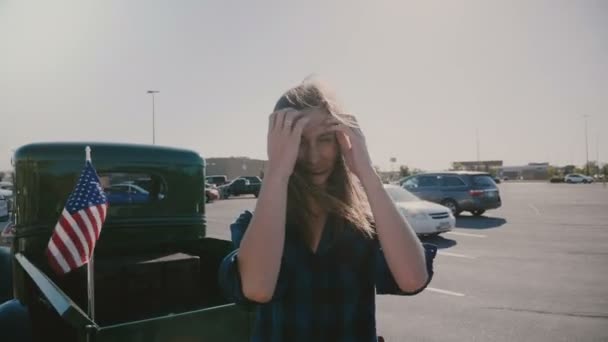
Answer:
219, 211, 437, 342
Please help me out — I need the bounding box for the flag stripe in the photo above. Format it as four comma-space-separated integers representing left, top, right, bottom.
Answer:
72, 213, 95, 254
78, 210, 97, 250
84, 207, 100, 240
46, 248, 63, 275
64, 209, 94, 255
97, 203, 108, 223
51, 233, 78, 271
54, 222, 84, 269
47, 241, 70, 274
59, 211, 89, 260
97, 204, 106, 228
57, 220, 87, 264
89, 205, 104, 239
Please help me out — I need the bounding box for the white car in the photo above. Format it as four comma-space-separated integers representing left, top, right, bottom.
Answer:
0, 181, 12, 198
564, 174, 593, 184
384, 184, 455, 236
0, 194, 8, 221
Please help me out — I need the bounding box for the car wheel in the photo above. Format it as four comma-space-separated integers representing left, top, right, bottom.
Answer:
441, 199, 461, 216
472, 210, 486, 216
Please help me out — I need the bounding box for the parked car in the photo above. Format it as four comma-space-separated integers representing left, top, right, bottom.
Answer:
219, 177, 262, 198
0, 182, 13, 212
402, 171, 502, 216
105, 183, 164, 205
0, 194, 8, 221
237, 176, 262, 185
205, 183, 220, 203
384, 185, 454, 236
0, 182, 13, 197
206, 175, 228, 186
564, 173, 593, 184
130, 177, 156, 192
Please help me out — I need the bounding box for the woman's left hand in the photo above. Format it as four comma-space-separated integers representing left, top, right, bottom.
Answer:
328, 115, 375, 179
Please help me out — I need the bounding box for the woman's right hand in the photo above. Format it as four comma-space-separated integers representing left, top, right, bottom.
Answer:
266, 109, 310, 179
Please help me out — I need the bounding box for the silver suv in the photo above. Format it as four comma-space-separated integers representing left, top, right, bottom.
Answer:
401, 172, 502, 216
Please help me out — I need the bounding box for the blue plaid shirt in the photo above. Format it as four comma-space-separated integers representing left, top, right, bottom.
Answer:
219, 211, 437, 342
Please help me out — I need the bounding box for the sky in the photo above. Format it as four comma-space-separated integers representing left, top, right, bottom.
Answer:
1, 0, 607, 172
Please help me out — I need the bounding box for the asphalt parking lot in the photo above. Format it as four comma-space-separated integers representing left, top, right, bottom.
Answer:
204, 182, 608, 342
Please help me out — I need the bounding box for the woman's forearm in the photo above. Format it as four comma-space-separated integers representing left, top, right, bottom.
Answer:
359, 171, 429, 292
237, 171, 289, 302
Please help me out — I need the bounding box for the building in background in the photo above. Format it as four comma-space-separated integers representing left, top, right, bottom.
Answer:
499, 162, 550, 180
205, 157, 266, 181
451, 160, 503, 173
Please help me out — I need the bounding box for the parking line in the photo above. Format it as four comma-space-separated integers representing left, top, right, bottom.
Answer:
528, 204, 541, 215
426, 287, 465, 297
438, 251, 476, 259
446, 231, 486, 238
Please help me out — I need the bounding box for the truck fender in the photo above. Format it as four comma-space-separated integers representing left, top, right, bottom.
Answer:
0, 299, 33, 342
0, 246, 13, 303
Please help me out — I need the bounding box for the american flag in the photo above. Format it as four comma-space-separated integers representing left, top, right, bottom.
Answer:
46, 161, 108, 275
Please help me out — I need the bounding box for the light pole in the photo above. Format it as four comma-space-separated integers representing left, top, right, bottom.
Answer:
147, 90, 160, 144
476, 128, 480, 163
583, 115, 590, 175
596, 133, 600, 176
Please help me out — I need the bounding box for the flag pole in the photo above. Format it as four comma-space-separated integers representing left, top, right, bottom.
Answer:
85, 146, 96, 323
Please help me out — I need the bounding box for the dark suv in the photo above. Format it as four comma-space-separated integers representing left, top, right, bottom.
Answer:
401, 172, 501, 216
219, 176, 262, 198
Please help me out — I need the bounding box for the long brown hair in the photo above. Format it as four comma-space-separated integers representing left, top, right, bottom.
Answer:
274, 80, 375, 240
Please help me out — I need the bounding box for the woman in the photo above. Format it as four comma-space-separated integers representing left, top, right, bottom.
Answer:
219, 81, 436, 342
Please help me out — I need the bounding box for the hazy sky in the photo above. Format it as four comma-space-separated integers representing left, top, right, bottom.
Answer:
1, 0, 606, 171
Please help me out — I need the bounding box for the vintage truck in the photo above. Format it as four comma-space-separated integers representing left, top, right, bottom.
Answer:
0, 142, 253, 342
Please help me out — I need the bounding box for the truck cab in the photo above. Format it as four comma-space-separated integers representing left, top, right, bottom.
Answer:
0, 142, 252, 342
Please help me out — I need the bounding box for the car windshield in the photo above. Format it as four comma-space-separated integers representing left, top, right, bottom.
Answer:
228, 178, 247, 185
385, 186, 420, 202
110, 184, 147, 194
472, 175, 497, 188
128, 184, 149, 194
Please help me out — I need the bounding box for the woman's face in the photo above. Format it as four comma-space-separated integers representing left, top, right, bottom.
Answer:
296, 108, 339, 186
